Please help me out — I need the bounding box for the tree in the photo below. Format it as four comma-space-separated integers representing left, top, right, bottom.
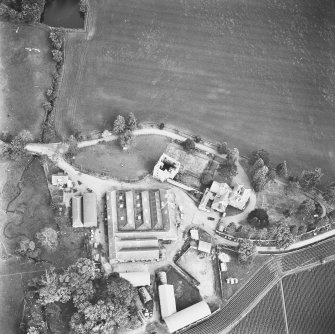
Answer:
200, 171, 213, 186
252, 158, 264, 172
297, 199, 315, 221
158, 123, 165, 130
247, 208, 269, 229
21, 0, 45, 23
217, 142, 228, 155
66, 135, 79, 157
324, 182, 335, 205
225, 222, 237, 235
79, 0, 88, 13
267, 169, 276, 182
236, 225, 251, 238
51, 49, 63, 63
119, 130, 134, 150
227, 148, 239, 163
298, 224, 307, 235
36, 227, 59, 252
49, 29, 65, 50
217, 159, 238, 184
290, 225, 299, 236
113, 115, 126, 134
126, 112, 137, 131
182, 138, 195, 152
299, 168, 323, 189
276, 161, 288, 178
252, 165, 269, 192
274, 222, 295, 249
194, 135, 202, 143
237, 240, 257, 263
249, 149, 270, 167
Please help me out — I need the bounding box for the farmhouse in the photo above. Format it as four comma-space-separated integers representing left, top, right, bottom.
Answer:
164, 301, 211, 333
106, 189, 177, 263
119, 272, 150, 287
153, 153, 181, 182
199, 181, 251, 214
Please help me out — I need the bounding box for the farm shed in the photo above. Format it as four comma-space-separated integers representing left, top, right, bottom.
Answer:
198, 240, 212, 254
138, 287, 152, 304
119, 272, 150, 287
220, 262, 227, 272
83, 192, 97, 227
158, 284, 177, 319
51, 174, 68, 187
190, 229, 199, 240
72, 195, 83, 228
164, 301, 211, 333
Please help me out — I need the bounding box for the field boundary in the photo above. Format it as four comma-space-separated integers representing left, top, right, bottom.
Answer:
280, 279, 290, 334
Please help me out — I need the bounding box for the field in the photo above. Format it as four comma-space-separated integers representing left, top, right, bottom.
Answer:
0, 21, 54, 139
0, 275, 23, 334
73, 135, 170, 179
166, 265, 202, 311
55, 0, 335, 181
230, 283, 287, 334
283, 261, 335, 334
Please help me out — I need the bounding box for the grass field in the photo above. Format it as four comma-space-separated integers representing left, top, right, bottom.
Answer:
283, 261, 335, 334
0, 21, 54, 139
74, 135, 170, 179
230, 283, 287, 334
56, 0, 335, 181
0, 275, 24, 334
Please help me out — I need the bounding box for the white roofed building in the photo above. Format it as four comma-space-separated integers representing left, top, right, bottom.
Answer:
119, 272, 150, 287
158, 284, 177, 319
164, 301, 211, 333
198, 240, 212, 254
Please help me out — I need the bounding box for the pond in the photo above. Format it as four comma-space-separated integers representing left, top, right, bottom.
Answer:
41, 0, 84, 29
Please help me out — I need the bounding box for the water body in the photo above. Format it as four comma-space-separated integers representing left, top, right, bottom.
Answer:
41, 0, 84, 29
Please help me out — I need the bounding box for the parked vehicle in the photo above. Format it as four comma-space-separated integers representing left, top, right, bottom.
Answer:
207, 217, 215, 221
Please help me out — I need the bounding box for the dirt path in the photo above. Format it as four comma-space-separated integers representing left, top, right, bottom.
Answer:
0, 23, 9, 134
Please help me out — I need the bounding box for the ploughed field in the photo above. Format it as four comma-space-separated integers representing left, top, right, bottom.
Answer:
230, 283, 287, 334
55, 0, 335, 180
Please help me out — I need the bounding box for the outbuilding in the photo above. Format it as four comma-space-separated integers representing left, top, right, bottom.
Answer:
164, 301, 211, 333
158, 284, 177, 319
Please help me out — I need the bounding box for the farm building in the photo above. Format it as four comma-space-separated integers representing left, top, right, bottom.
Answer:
164, 301, 211, 333
119, 272, 150, 287
190, 229, 199, 240
199, 181, 251, 214
198, 240, 212, 254
218, 252, 231, 263
220, 262, 227, 272
138, 287, 152, 304
158, 284, 177, 319
83, 192, 97, 227
106, 189, 177, 263
51, 174, 69, 187
72, 195, 83, 228
153, 153, 181, 182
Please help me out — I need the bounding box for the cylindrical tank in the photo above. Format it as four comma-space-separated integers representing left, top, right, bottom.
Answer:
138, 287, 152, 304
157, 271, 167, 285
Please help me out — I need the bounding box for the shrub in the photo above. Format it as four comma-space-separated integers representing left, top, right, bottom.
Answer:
182, 138, 195, 152
274, 222, 295, 249
200, 172, 213, 186
297, 199, 315, 221
217, 159, 238, 184
49, 29, 65, 50
120, 130, 134, 150
158, 123, 165, 129
238, 240, 257, 263
217, 142, 228, 154
194, 135, 201, 143
51, 49, 63, 64
249, 149, 270, 167
36, 228, 58, 252
276, 161, 288, 178
79, 0, 88, 13
42, 102, 53, 113
113, 115, 126, 134
247, 208, 269, 229
126, 112, 137, 131
299, 168, 323, 189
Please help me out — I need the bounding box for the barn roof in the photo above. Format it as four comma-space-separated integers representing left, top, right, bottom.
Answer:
119, 272, 150, 287
159, 284, 177, 319
83, 192, 97, 227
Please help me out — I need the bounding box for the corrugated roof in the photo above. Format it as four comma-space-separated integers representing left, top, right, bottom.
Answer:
72, 195, 83, 227
106, 191, 117, 260
83, 192, 97, 227
164, 301, 211, 333
141, 191, 152, 227
159, 284, 177, 319
198, 240, 212, 254
119, 272, 150, 287
125, 191, 135, 229
116, 247, 160, 261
